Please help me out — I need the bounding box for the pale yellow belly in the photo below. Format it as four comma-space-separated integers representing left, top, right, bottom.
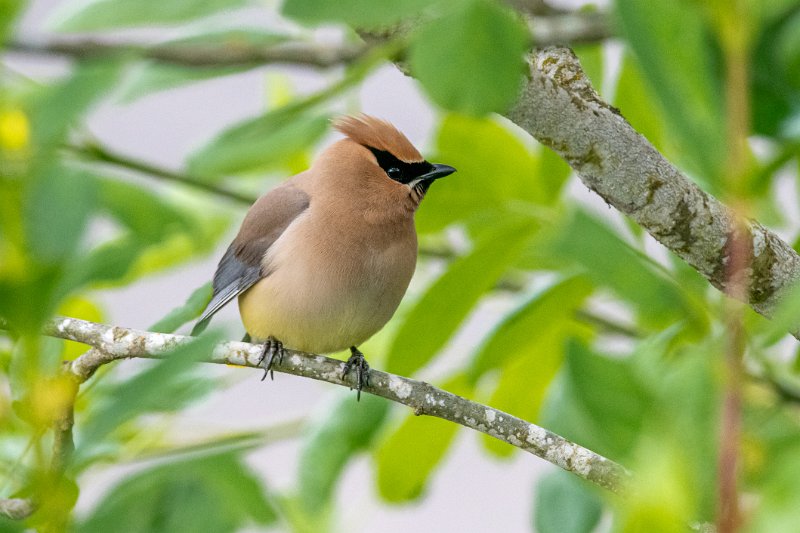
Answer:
238, 249, 413, 354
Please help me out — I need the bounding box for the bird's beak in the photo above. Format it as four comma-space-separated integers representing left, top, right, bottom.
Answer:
420, 163, 456, 182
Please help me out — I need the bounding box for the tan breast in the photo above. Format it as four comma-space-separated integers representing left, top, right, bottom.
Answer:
237, 203, 417, 354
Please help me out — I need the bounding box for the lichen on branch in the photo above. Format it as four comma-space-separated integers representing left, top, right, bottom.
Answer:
39, 316, 630, 493
505, 47, 800, 336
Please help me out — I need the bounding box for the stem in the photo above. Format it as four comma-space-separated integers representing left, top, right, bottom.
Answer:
715, 1, 753, 529
65, 143, 256, 205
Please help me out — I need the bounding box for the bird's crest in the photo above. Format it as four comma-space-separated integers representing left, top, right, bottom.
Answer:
333, 114, 424, 163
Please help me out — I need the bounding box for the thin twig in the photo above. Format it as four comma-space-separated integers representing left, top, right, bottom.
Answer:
50, 375, 78, 476
35, 315, 631, 493
65, 143, 256, 205
575, 310, 641, 338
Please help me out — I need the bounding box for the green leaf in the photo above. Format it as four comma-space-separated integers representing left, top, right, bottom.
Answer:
94, 176, 194, 240
118, 63, 246, 103
375, 373, 470, 502
614, 51, 666, 152
76, 334, 219, 458
541, 340, 652, 460
150, 282, 213, 333
64, 235, 146, 289
469, 276, 594, 380
757, 279, 800, 346
471, 277, 594, 457
0, 0, 24, 43
79, 450, 276, 533
409, 0, 529, 115
188, 109, 329, 179
50, 0, 254, 32
282, 0, 434, 28
614, 0, 726, 186
573, 43, 604, 95
419, 114, 565, 234
548, 210, 708, 334
386, 217, 537, 377
23, 165, 95, 265
751, 5, 800, 138
29, 60, 123, 150
297, 392, 388, 514
0, 516, 26, 533
534, 470, 603, 533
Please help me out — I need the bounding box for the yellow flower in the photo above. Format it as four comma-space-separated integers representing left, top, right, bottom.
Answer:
0, 109, 30, 151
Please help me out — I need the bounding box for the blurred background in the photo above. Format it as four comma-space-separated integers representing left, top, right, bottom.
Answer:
3, 0, 800, 531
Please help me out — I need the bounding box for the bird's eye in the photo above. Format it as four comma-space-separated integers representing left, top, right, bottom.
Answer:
387, 167, 402, 180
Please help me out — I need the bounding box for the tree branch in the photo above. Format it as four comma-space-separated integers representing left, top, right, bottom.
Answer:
5, 10, 612, 71
7, 39, 367, 69
504, 48, 800, 338
39, 315, 630, 494
525, 11, 612, 46
0, 498, 35, 520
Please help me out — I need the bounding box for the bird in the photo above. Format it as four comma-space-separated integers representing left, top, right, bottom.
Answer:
191, 114, 456, 398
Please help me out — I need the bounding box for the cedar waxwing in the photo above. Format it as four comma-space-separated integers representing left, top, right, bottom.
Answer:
192, 114, 456, 397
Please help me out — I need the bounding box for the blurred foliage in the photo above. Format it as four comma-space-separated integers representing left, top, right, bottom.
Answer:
2, 0, 800, 532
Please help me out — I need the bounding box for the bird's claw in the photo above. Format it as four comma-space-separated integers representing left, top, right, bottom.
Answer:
342, 346, 370, 401
257, 337, 285, 381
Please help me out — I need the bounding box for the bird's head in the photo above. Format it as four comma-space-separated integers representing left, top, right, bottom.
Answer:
317, 114, 455, 215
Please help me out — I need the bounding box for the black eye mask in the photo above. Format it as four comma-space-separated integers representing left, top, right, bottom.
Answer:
368, 147, 433, 184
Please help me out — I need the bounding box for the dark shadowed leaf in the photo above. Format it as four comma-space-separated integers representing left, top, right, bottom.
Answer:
386, 217, 538, 377
79, 450, 276, 533
534, 470, 603, 533
750, 4, 800, 138
50, 0, 254, 32
297, 392, 388, 514
614, 0, 726, 186
409, 0, 529, 115
375, 373, 470, 502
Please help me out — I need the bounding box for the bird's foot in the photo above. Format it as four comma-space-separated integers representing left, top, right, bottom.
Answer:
342, 346, 370, 401
257, 336, 285, 381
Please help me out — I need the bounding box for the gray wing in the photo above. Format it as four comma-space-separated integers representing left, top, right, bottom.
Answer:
191, 184, 310, 335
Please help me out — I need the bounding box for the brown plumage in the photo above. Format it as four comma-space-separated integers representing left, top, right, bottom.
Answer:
192, 114, 455, 395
